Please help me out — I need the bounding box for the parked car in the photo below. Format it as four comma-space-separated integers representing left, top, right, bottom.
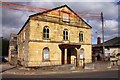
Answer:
116, 53, 120, 65
110, 53, 120, 65
0, 56, 8, 63
116, 53, 120, 57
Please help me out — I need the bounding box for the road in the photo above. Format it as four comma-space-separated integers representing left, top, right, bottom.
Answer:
2, 70, 119, 78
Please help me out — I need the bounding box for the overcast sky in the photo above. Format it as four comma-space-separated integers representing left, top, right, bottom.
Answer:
1, 0, 119, 44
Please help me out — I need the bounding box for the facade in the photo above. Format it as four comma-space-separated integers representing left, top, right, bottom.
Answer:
92, 37, 120, 61
17, 5, 92, 67
8, 33, 17, 65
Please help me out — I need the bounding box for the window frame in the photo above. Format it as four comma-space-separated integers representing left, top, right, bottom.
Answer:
43, 26, 49, 39
42, 47, 50, 62
79, 31, 84, 42
62, 11, 70, 23
63, 29, 69, 41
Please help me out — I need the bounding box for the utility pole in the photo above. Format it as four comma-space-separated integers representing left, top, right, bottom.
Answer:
101, 12, 105, 60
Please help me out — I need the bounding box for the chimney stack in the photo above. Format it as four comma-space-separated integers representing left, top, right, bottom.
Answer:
97, 37, 101, 44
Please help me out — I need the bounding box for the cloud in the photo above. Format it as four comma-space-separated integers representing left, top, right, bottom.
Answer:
24, 2, 118, 19
1, 6, 32, 38
2, 9, 30, 28
1, 1, 119, 44
104, 20, 118, 30
89, 19, 118, 43
2, 26, 21, 38
29, 2, 55, 9
1, 0, 116, 2
67, 2, 118, 19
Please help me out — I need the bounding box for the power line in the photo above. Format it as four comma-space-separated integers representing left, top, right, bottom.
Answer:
0, 2, 101, 19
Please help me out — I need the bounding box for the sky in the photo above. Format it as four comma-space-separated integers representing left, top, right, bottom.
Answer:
1, 0, 119, 44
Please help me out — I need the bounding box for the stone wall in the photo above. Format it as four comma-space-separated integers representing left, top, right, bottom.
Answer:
17, 22, 30, 66
17, 6, 92, 67
27, 42, 61, 67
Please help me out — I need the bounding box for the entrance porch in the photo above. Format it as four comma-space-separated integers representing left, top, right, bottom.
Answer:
59, 44, 81, 67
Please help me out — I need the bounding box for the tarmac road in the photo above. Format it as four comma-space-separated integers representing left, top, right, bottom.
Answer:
2, 70, 119, 78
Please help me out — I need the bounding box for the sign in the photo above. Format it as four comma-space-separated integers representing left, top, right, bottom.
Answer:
43, 50, 49, 61
105, 49, 111, 53
80, 53, 84, 59
80, 48, 84, 59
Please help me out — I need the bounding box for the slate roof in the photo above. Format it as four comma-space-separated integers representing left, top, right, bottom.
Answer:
93, 37, 120, 48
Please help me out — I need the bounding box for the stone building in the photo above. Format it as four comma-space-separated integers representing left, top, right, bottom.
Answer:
17, 5, 92, 67
92, 37, 120, 61
8, 33, 17, 65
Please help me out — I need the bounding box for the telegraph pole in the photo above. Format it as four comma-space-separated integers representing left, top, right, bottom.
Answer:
101, 12, 105, 60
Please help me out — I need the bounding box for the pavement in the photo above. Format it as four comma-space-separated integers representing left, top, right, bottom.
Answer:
1, 61, 119, 75
0, 63, 17, 73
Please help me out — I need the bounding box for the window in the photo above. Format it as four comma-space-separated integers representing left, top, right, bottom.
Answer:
80, 48, 84, 59
43, 47, 50, 61
79, 32, 84, 42
13, 37, 17, 40
43, 26, 49, 39
62, 12, 70, 22
63, 29, 68, 40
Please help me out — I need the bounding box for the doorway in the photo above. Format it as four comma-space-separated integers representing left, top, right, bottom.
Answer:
61, 48, 73, 64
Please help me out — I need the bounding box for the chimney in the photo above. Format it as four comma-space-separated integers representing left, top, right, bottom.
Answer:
97, 37, 101, 44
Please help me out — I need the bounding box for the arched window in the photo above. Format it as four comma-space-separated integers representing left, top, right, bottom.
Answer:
80, 48, 84, 59
63, 29, 68, 40
43, 26, 49, 39
79, 32, 84, 42
43, 47, 50, 61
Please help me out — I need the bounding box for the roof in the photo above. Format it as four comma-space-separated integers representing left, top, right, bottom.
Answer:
17, 18, 30, 35
17, 5, 92, 35
93, 37, 120, 48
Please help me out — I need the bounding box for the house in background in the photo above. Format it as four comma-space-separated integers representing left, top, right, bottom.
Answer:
8, 33, 17, 65
17, 5, 92, 67
92, 37, 120, 61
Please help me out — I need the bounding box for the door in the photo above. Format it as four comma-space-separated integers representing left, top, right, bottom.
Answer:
61, 49, 65, 64
67, 49, 71, 64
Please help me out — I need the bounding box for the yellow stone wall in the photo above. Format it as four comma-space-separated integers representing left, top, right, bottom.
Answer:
27, 19, 92, 66
29, 20, 91, 44
80, 45, 92, 63
17, 6, 92, 67
28, 42, 61, 66
17, 23, 30, 66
